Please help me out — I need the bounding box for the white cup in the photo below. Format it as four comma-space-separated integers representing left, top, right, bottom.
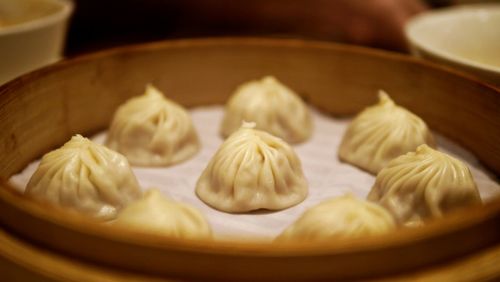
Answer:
0, 0, 73, 85
405, 4, 500, 87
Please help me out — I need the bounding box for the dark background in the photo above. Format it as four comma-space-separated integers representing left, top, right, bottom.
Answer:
65, 0, 455, 56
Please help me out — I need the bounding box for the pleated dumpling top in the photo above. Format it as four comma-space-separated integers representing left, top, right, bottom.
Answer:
339, 91, 436, 174
26, 135, 142, 219
220, 76, 312, 144
277, 195, 395, 241
368, 145, 481, 226
106, 84, 200, 167
114, 189, 212, 239
196, 122, 308, 213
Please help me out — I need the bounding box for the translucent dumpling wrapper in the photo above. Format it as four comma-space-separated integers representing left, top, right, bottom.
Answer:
220, 76, 313, 144
277, 195, 396, 241
25, 135, 142, 219
106, 84, 200, 167
368, 144, 482, 226
196, 122, 308, 213
113, 189, 212, 239
339, 91, 436, 174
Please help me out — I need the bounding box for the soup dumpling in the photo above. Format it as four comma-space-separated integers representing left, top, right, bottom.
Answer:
114, 189, 212, 239
368, 144, 481, 226
339, 91, 436, 174
277, 194, 395, 241
196, 122, 308, 213
25, 135, 142, 219
220, 76, 312, 144
106, 84, 200, 167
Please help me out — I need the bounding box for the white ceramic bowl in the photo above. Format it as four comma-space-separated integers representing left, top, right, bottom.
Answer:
0, 0, 73, 85
405, 4, 500, 87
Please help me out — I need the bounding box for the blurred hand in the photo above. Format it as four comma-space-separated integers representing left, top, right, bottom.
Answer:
309, 0, 428, 50
68, 0, 429, 54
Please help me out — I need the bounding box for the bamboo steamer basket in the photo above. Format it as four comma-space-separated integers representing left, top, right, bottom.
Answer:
0, 38, 499, 281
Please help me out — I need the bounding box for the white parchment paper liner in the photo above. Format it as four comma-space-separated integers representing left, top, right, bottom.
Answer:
10, 106, 500, 239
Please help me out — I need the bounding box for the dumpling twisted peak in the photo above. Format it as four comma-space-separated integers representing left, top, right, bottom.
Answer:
368, 144, 481, 226
277, 194, 395, 241
339, 90, 436, 174
26, 135, 142, 219
114, 189, 212, 239
220, 76, 313, 144
196, 122, 308, 213
106, 84, 200, 167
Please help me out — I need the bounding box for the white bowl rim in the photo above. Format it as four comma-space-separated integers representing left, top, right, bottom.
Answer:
0, 0, 73, 36
405, 4, 500, 74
